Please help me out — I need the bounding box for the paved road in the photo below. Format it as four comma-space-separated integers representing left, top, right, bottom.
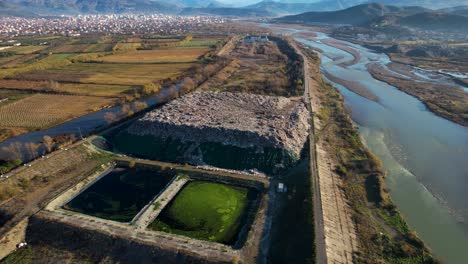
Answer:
292, 41, 328, 264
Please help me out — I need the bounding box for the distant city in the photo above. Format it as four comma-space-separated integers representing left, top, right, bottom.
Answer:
0, 15, 225, 37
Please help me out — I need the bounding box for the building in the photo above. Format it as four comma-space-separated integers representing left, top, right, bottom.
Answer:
277, 183, 287, 193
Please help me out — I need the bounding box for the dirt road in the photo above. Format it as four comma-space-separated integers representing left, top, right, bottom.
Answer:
293, 41, 358, 264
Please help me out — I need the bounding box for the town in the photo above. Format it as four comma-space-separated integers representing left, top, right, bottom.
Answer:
0, 15, 225, 38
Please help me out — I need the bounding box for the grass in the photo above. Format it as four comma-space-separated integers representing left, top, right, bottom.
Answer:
0, 55, 22, 65
9, 45, 47, 54
50, 44, 91, 53
150, 181, 251, 244
84, 43, 114, 52
0, 94, 115, 129
97, 48, 208, 63
179, 39, 219, 47
0, 143, 114, 204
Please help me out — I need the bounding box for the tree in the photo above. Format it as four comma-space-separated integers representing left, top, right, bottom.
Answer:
1, 142, 23, 162
179, 77, 196, 95
43, 135, 54, 153
121, 104, 134, 117
131, 101, 148, 112
142, 82, 161, 95
25, 142, 41, 160
104, 112, 118, 124
45, 80, 60, 92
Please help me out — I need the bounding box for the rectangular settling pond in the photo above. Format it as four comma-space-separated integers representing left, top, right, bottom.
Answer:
149, 181, 259, 247
64, 167, 175, 222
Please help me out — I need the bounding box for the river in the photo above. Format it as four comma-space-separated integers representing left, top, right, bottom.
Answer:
267, 25, 468, 263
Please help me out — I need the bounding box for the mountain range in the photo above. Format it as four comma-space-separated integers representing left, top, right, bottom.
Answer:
275, 3, 468, 33
1, 0, 468, 17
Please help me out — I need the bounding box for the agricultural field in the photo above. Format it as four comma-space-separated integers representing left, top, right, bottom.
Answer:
0, 55, 22, 65
0, 94, 115, 129
97, 48, 208, 63
14, 63, 194, 85
8, 45, 47, 54
150, 181, 253, 245
84, 43, 114, 52
0, 34, 220, 142
0, 80, 134, 97
50, 44, 91, 53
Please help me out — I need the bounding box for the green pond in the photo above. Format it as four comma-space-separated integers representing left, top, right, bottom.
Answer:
102, 129, 297, 174
64, 167, 175, 222
149, 181, 258, 246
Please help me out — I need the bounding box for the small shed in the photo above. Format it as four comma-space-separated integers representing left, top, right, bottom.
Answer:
277, 183, 287, 193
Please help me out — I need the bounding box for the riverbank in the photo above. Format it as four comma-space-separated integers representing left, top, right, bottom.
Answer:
369, 63, 468, 127
301, 45, 436, 263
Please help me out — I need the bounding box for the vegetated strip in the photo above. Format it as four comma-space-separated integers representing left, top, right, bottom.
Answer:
302, 47, 436, 263
368, 64, 468, 127
322, 70, 379, 103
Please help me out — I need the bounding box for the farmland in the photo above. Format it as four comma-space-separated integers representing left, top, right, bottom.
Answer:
0, 94, 115, 129
0, 34, 222, 142
96, 48, 209, 63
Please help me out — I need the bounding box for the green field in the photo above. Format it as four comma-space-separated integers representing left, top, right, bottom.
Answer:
150, 181, 252, 244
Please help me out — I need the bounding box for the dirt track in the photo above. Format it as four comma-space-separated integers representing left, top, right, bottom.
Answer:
294, 41, 358, 264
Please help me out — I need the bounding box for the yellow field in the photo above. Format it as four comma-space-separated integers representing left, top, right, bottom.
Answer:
9, 45, 47, 54
66, 63, 194, 85
98, 48, 209, 63
113, 42, 141, 51
0, 94, 115, 129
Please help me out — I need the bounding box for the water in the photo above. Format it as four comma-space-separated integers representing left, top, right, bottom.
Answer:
65, 166, 175, 222
0, 88, 164, 160
268, 25, 468, 263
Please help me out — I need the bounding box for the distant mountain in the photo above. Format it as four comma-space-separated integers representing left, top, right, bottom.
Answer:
399, 12, 468, 33
173, 0, 226, 8
180, 7, 274, 17
270, 0, 468, 11
1, 0, 182, 15
245, 0, 333, 16
0, 1, 37, 16
275, 3, 428, 26
439, 5, 468, 16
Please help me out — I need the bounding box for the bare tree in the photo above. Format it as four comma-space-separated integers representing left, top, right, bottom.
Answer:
1, 142, 23, 161
104, 112, 118, 125
131, 101, 148, 112
45, 80, 60, 92
179, 77, 196, 95
121, 104, 133, 117
25, 142, 40, 160
43, 135, 54, 153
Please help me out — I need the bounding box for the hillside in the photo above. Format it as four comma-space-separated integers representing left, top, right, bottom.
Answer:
245, 0, 335, 16
399, 12, 468, 33
275, 3, 427, 26
180, 7, 274, 17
